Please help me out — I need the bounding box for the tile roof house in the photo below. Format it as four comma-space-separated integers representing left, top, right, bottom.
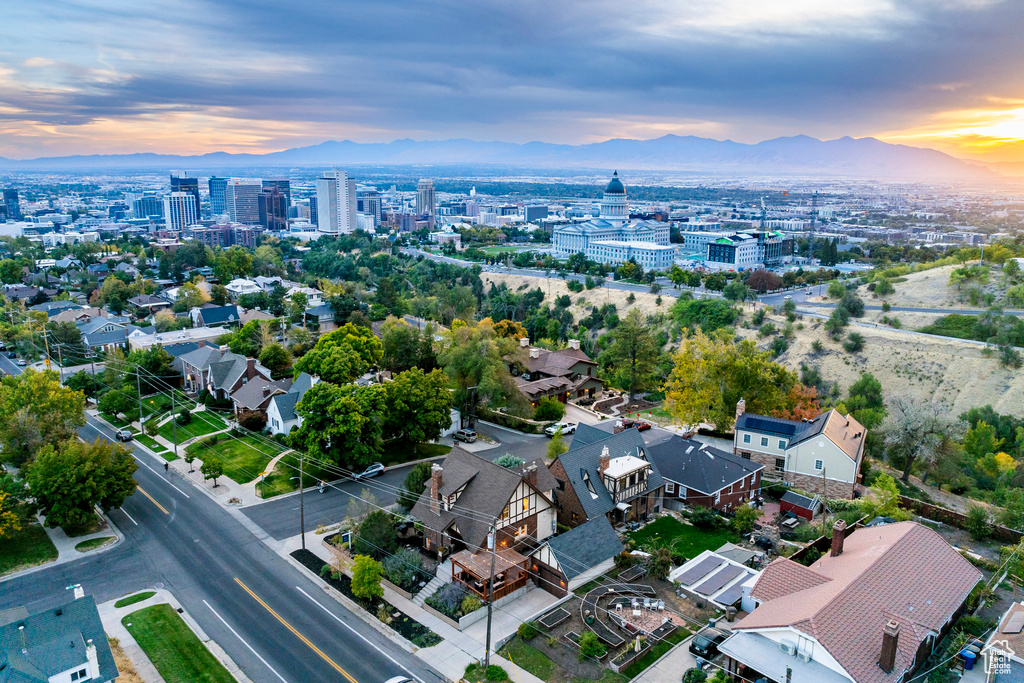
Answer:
548, 424, 663, 529
505, 338, 603, 405
529, 516, 623, 596
733, 400, 866, 498
179, 345, 271, 400
0, 596, 119, 683
645, 433, 764, 514
266, 372, 318, 435
231, 376, 293, 417
720, 521, 982, 683
189, 304, 241, 328
982, 601, 1024, 683
410, 447, 558, 602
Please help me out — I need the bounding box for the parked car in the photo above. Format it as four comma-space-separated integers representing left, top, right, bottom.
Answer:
115, 429, 133, 442
806, 288, 813, 294
6, 351, 16, 358
689, 628, 729, 660
353, 462, 386, 480
454, 428, 477, 443
0, 341, 6, 350
15, 358, 26, 367
634, 419, 652, 431
545, 422, 577, 437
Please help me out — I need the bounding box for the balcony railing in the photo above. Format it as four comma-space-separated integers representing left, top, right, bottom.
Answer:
611, 481, 648, 503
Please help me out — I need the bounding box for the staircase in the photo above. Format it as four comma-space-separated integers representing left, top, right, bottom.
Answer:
413, 575, 447, 606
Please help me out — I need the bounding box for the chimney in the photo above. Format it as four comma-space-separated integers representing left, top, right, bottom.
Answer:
879, 620, 900, 674
524, 464, 538, 487
567, 339, 581, 350
263, 385, 272, 397
430, 464, 443, 516
831, 519, 847, 557
599, 446, 610, 476
529, 348, 540, 359
520, 337, 530, 348
735, 398, 746, 420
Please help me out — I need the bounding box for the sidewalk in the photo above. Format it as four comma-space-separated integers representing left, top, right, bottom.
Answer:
631, 634, 697, 683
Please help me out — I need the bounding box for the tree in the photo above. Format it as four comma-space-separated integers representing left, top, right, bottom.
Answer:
259, 343, 292, 377
731, 505, 761, 535
210, 283, 229, 306
547, 430, 568, 460
827, 280, 846, 299
842, 332, 865, 353
25, 439, 137, 530
201, 458, 223, 487
722, 281, 750, 302
351, 555, 384, 601
882, 397, 961, 483
965, 505, 990, 540
873, 278, 895, 297
293, 382, 386, 469
607, 309, 658, 400
534, 397, 565, 421
0, 491, 21, 540
858, 472, 910, 521
649, 547, 673, 580
671, 297, 738, 332
964, 421, 1003, 460
396, 462, 432, 511
438, 320, 522, 410
294, 342, 366, 385
383, 368, 453, 451
1004, 258, 1021, 281
0, 369, 86, 467
704, 272, 727, 291
381, 318, 436, 373
353, 509, 398, 559
184, 451, 197, 473
172, 280, 210, 312
745, 269, 782, 293
98, 388, 137, 420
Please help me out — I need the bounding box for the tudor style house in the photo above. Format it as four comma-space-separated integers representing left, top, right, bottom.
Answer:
505, 338, 604, 405
549, 424, 663, 529
645, 434, 764, 514
720, 521, 981, 683
529, 516, 624, 597
733, 400, 866, 498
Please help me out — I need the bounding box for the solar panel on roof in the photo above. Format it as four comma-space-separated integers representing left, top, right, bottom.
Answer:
715, 578, 749, 606
1005, 612, 1024, 634
677, 557, 725, 586
695, 564, 745, 596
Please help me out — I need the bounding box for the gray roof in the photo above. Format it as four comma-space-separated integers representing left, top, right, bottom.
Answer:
82, 328, 127, 348
29, 300, 82, 317
735, 411, 830, 447
646, 435, 762, 495
545, 516, 623, 580
569, 423, 610, 449
781, 491, 820, 510
306, 304, 333, 317
179, 345, 249, 391
0, 596, 117, 683
269, 372, 316, 422
77, 318, 123, 335
231, 376, 292, 411
197, 305, 240, 325
558, 427, 663, 520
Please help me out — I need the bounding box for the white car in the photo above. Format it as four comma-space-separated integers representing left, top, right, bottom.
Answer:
783, 295, 792, 300
545, 422, 577, 437
353, 462, 386, 480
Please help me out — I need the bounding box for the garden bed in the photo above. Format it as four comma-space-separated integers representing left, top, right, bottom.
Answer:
538, 608, 570, 630
609, 641, 651, 673
619, 628, 690, 679
290, 549, 442, 648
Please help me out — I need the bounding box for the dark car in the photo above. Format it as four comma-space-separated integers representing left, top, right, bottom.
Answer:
6, 351, 16, 358
115, 429, 134, 442
689, 628, 728, 660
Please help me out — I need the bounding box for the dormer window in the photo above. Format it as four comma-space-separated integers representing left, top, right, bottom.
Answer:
581, 470, 599, 499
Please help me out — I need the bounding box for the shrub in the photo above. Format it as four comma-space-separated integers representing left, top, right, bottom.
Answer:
144, 418, 159, 436
534, 397, 565, 421
239, 410, 267, 432
957, 615, 995, 636
176, 409, 192, 425
578, 631, 606, 660
461, 595, 483, 615
752, 308, 767, 325
486, 665, 508, 681
731, 505, 761, 535
567, 279, 584, 293
683, 668, 708, 683
689, 506, 719, 529
208, 434, 219, 446
518, 622, 539, 640
382, 547, 422, 590
614, 551, 637, 570
351, 555, 384, 601
965, 505, 990, 540
811, 340, 824, 353
770, 337, 789, 357
547, 636, 558, 648
427, 582, 468, 618
839, 292, 865, 317
882, 301, 891, 312
843, 332, 865, 353
353, 510, 398, 559
649, 547, 673, 580
494, 454, 526, 469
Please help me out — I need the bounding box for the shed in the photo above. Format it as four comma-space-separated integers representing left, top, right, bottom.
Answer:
780, 491, 821, 520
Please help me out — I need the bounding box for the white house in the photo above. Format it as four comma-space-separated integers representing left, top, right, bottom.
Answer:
267, 373, 318, 435
225, 278, 262, 298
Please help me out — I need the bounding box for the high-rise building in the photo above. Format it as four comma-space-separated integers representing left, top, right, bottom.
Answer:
315, 170, 356, 235
262, 178, 292, 208
208, 176, 228, 216
170, 172, 201, 219
163, 192, 198, 232
3, 189, 21, 220
133, 195, 164, 219
258, 187, 288, 231
356, 188, 382, 227
225, 178, 262, 224
309, 197, 318, 226
415, 179, 436, 217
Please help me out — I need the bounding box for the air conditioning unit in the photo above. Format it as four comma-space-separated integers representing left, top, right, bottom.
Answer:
779, 640, 797, 656
798, 651, 812, 663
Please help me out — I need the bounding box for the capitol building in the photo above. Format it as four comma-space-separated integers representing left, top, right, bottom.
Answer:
552, 172, 676, 270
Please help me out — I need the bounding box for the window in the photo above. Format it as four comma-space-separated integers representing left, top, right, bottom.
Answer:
774, 458, 786, 473
778, 440, 786, 449
665, 482, 675, 494
743, 434, 751, 444
516, 524, 528, 537
815, 459, 824, 471
741, 452, 751, 460
760, 437, 769, 447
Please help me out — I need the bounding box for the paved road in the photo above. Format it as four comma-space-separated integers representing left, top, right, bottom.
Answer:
3, 414, 443, 683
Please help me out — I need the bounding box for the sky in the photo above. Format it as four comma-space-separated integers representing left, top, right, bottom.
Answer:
1, 0, 1024, 163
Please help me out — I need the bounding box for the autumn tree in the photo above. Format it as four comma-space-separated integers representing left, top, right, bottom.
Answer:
0, 369, 85, 467
0, 491, 21, 539
172, 280, 210, 313
745, 269, 782, 293
383, 368, 453, 451
607, 309, 658, 400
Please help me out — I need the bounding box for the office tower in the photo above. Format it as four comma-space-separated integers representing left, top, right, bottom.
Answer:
258, 187, 288, 231
415, 179, 436, 217
225, 178, 262, 224
262, 178, 292, 208
2, 189, 21, 220
465, 200, 479, 218
163, 192, 198, 232
309, 197, 318, 226
315, 170, 356, 235
208, 176, 228, 216
356, 188, 382, 227
170, 172, 201, 219
132, 195, 164, 219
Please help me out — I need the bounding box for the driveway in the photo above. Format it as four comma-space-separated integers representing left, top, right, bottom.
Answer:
632, 633, 698, 683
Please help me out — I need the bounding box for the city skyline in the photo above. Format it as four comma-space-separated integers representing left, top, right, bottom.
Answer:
1, 1, 1024, 163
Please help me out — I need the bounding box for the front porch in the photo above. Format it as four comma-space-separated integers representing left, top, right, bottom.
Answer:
451, 547, 530, 603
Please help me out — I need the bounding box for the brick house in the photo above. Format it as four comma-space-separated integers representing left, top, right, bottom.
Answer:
179, 345, 271, 400
548, 424, 663, 529
505, 338, 604, 405
732, 400, 866, 498
645, 434, 763, 514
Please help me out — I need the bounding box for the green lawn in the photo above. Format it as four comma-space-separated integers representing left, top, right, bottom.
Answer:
157, 411, 228, 444
0, 522, 58, 577
140, 394, 174, 417
499, 637, 557, 681
380, 440, 451, 466
99, 412, 131, 428
620, 628, 690, 679
134, 433, 170, 454
187, 434, 285, 484
627, 515, 739, 558
258, 452, 332, 498
75, 536, 116, 552
115, 591, 155, 608
122, 604, 235, 683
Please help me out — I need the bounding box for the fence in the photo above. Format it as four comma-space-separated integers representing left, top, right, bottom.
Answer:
899, 496, 1023, 544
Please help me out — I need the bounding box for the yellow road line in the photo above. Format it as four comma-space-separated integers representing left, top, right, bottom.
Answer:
234, 577, 357, 683
136, 486, 169, 515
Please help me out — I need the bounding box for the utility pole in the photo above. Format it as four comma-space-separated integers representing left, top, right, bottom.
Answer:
54, 337, 64, 384
300, 451, 306, 550
484, 522, 497, 668
169, 385, 179, 458
136, 369, 144, 427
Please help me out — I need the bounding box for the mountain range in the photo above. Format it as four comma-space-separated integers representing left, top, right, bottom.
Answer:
0, 134, 996, 180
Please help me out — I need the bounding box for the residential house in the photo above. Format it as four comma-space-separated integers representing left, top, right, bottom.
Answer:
266, 372, 318, 435
54, 257, 84, 269
254, 275, 285, 293
3, 285, 57, 302
720, 521, 982, 683
304, 304, 336, 332
982, 601, 1024, 683
225, 278, 262, 298
505, 338, 604, 405
548, 424, 663, 528
780, 491, 822, 521
528, 516, 623, 597
86, 263, 109, 279
733, 401, 866, 498
127, 326, 226, 351
645, 433, 763, 514
231, 376, 293, 418
30, 300, 83, 318
239, 308, 276, 325
128, 294, 170, 314
669, 548, 761, 612
410, 448, 558, 602
51, 307, 105, 325
0, 595, 119, 683
179, 345, 271, 399
287, 285, 322, 308
190, 304, 241, 328
78, 318, 136, 355
114, 261, 139, 277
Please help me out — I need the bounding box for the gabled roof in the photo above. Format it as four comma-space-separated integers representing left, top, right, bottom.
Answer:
544, 516, 623, 580
230, 376, 292, 411
737, 522, 982, 683
510, 346, 596, 377
736, 409, 866, 461
197, 305, 240, 325
269, 372, 316, 422
646, 435, 763, 495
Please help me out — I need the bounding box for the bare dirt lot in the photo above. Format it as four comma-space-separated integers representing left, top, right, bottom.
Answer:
481, 272, 669, 316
